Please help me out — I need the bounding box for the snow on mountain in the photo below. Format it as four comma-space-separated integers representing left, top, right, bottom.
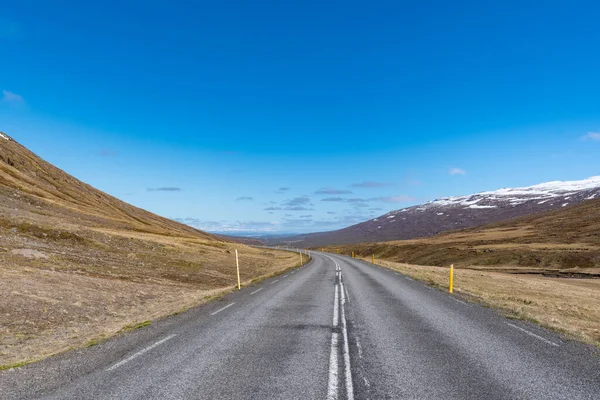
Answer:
0, 132, 10, 141
271, 177, 600, 247
419, 176, 600, 209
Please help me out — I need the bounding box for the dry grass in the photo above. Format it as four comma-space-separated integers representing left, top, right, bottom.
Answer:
359, 257, 600, 347
0, 135, 306, 368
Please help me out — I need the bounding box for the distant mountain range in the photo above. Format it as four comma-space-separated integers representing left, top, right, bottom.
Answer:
267, 177, 600, 248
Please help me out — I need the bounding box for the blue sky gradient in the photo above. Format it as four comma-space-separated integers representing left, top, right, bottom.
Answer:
1, 1, 599, 233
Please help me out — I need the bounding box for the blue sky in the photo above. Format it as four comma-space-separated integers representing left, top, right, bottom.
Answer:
1, 1, 599, 234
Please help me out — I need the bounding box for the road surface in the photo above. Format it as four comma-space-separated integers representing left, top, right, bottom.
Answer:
1, 252, 599, 399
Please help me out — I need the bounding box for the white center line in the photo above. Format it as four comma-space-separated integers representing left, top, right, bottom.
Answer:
106, 334, 176, 371
250, 288, 263, 295
327, 332, 339, 400
271, 279, 279, 284
210, 303, 235, 316
333, 284, 339, 327
505, 322, 560, 347
282, 274, 288, 278
340, 278, 355, 400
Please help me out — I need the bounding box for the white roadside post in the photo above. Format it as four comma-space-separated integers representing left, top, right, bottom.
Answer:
235, 249, 241, 290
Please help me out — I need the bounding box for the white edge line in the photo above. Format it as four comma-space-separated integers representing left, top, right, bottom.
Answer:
327, 332, 339, 400
282, 274, 288, 278
106, 334, 176, 371
271, 279, 279, 284
505, 322, 560, 347
210, 302, 235, 316
450, 297, 470, 306
250, 288, 263, 295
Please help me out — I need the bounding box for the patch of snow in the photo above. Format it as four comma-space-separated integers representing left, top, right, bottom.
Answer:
468, 205, 497, 209
0, 132, 9, 140
537, 200, 549, 204
373, 218, 378, 222
387, 215, 395, 219
586, 194, 597, 200
562, 203, 569, 207
436, 212, 444, 216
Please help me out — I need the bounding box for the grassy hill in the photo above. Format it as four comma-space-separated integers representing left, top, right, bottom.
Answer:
327, 197, 600, 276
325, 198, 600, 346
0, 132, 302, 368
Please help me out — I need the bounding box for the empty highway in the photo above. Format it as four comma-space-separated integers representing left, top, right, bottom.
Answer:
1, 252, 598, 399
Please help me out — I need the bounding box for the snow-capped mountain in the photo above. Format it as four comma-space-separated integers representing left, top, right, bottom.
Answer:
271, 177, 600, 247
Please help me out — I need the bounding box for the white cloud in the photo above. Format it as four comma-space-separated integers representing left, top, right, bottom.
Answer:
582, 132, 600, 142
2, 90, 24, 105
449, 168, 466, 176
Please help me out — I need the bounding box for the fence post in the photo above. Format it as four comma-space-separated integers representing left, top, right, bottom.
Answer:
449, 264, 454, 294
235, 249, 241, 290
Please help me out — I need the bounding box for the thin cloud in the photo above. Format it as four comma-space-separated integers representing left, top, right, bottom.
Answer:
449, 168, 466, 176
275, 187, 290, 193
97, 148, 117, 157
315, 187, 353, 195
377, 196, 416, 203
236, 196, 254, 201
264, 207, 282, 211
327, 211, 336, 214
148, 187, 182, 192
321, 197, 345, 202
284, 206, 314, 211
1, 90, 24, 105
582, 132, 600, 141
283, 196, 311, 207
350, 181, 394, 188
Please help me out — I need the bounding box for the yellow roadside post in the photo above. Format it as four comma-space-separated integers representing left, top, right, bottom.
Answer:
235, 249, 241, 290
300, 251, 303, 265
372, 254, 375, 264
449, 264, 454, 294
352, 251, 355, 258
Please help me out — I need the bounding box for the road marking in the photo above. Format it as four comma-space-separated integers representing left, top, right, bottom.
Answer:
344, 283, 350, 304
505, 322, 560, 347
282, 274, 288, 278
333, 284, 339, 327
327, 332, 339, 400
290, 271, 295, 274
363, 377, 371, 387
356, 337, 363, 359
340, 276, 355, 400
405, 276, 414, 281
271, 279, 279, 284
450, 297, 470, 306
106, 334, 176, 371
210, 303, 235, 316
250, 288, 263, 295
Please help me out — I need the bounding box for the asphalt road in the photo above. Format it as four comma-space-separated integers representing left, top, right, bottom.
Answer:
1, 252, 599, 399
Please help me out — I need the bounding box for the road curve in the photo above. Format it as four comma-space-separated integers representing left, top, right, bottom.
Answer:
1, 252, 598, 399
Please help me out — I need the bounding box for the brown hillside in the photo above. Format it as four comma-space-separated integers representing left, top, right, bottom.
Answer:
327, 198, 600, 275
0, 132, 302, 368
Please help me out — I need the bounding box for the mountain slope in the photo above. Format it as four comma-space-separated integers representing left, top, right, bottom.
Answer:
0, 132, 302, 368
0, 132, 211, 238
327, 196, 600, 273
272, 177, 600, 247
